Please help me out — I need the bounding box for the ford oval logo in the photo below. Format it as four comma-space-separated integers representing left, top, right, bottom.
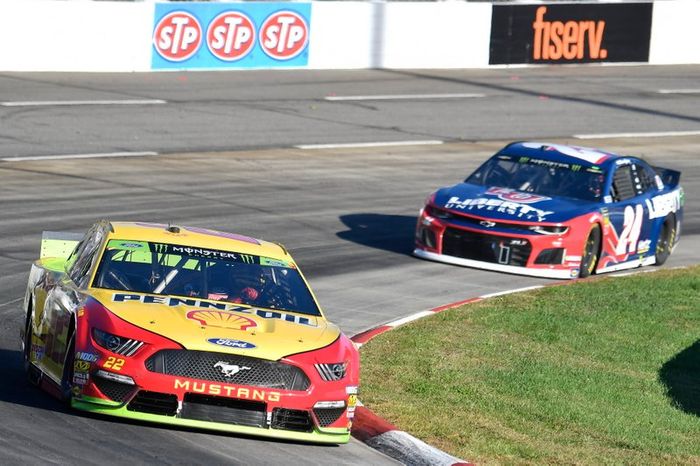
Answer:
207, 338, 256, 350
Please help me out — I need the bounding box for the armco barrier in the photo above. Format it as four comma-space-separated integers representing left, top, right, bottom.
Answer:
0, 1, 696, 72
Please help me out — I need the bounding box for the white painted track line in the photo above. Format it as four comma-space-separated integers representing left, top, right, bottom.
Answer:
295, 140, 444, 150
0, 99, 167, 107
657, 89, 700, 94
480, 286, 544, 299
324, 93, 484, 101
387, 311, 434, 328
573, 130, 700, 139
2, 151, 159, 162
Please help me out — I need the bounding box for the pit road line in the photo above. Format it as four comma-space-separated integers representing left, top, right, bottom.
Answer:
324, 93, 484, 101
295, 140, 443, 150
657, 89, 700, 94
573, 130, 700, 139
1, 151, 159, 162
0, 99, 167, 107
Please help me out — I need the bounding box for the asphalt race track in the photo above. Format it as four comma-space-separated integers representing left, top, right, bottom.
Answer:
0, 66, 698, 465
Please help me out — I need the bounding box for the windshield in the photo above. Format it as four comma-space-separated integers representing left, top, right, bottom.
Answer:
93, 240, 321, 316
466, 155, 606, 202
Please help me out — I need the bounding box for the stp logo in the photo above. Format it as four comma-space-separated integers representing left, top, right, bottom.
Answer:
259, 11, 308, 60
207, 11, 256, 62
153, 11, 202, 62
486, 187, 551, 204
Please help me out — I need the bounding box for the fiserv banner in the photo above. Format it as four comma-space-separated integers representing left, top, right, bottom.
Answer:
489, 3, 653, 65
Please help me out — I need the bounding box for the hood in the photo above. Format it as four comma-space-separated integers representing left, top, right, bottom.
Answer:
90, 289, 340, 361
433, 184, 599, 223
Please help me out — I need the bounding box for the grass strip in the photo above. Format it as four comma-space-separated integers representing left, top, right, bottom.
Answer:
360, 266, 700, 464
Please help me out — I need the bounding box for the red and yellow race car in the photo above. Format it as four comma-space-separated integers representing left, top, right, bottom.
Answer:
20, 221, 358, 443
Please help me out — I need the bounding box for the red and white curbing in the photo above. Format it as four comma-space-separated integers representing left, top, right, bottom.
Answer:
349, 267, 684, 464
349, 285, 546, 466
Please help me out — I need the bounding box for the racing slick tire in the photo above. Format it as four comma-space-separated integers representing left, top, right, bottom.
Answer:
23, 303, 42, 386
579, 225, 601, 278
654, 214, 676, 267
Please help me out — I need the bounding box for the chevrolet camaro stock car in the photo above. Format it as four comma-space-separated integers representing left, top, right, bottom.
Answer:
20, 221, 359, 443
415, 142, 683, 279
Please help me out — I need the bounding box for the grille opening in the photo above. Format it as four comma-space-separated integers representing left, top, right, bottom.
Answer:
181, 394, 266, 428
271, 408, 312, 432
313, 407, 345, 427
145, 350, 310, 391
442, 228, 531, 266
128, 390, 178, 416
535, 248, 565, 265
93, 376, 135, 403
418, 227, 437, 249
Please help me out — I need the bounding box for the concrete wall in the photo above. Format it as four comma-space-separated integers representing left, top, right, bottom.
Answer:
0, 1, 695, 72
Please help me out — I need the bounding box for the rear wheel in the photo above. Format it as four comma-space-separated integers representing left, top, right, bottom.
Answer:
579, 226, 601, 278
655, 215, 676, 266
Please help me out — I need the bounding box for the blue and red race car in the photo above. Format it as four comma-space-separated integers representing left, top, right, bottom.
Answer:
415, 142, 683, 279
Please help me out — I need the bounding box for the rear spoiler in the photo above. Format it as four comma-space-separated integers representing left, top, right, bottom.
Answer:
40, 231, 83, 260
653, 166, 681, 189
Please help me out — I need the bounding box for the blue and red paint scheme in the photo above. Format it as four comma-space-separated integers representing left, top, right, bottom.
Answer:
415, 142, 683, 279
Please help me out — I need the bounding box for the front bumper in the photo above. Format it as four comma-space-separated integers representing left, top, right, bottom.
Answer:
72, 395, 350, 444
414, 208, 593, 280
413, 248, 575, 279
72, 300, 359, 444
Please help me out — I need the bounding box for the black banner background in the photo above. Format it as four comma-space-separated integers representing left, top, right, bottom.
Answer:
489, 3, 653, 65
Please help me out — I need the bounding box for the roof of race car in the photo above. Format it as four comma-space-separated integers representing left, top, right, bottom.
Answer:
108, 222, 290, 260
500, 142, 628, 168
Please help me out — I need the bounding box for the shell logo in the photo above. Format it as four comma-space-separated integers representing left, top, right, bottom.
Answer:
187, 310, 257, 330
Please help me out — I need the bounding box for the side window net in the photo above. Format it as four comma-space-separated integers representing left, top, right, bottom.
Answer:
611, 166, 636, 202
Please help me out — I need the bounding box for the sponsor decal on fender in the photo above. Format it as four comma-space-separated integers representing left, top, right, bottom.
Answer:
174, 379, 281, 402
74, 360, 91, 372
75, 351, 98, 363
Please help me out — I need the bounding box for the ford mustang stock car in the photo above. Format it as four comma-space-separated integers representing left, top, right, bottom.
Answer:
415, 142, 683, 279
20, 221, 358, 443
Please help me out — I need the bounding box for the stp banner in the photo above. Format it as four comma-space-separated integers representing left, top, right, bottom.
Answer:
489, 3, 652, 65
152, 2, 311, 70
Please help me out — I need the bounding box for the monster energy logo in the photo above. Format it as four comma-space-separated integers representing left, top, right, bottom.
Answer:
239, 254, 255, 264
153, 243, 169, 254
571, 164, 581, 172
519, 157, 530, 163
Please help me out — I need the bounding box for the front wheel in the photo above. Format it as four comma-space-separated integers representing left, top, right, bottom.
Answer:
579, 225, 601, 278
655, 215, 676, 266
24, 309, 42, 386
60, 332, 76, 403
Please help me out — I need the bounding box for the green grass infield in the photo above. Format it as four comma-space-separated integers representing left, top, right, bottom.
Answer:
360, 266, 700, 464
